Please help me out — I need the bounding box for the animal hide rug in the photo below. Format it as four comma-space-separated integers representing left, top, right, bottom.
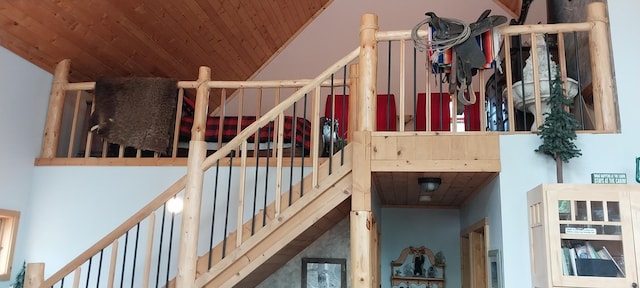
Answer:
91, 77, 178, 154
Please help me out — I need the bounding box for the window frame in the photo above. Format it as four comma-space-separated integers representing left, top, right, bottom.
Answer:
0, 208, 20, 281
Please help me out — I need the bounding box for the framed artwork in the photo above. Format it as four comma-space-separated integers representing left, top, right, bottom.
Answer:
488, 249, 503, 288
301, 258, 346, 288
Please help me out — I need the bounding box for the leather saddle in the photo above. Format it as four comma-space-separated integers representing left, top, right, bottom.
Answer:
426, 10, 507, 110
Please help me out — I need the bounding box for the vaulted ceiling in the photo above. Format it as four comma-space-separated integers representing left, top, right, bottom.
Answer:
0, 0, 331, 83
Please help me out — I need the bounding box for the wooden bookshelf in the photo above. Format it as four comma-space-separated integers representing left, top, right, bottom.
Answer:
528, 184, 640, 288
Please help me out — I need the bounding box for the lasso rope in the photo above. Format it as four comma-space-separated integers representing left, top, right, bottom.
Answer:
411, 16, 471, 63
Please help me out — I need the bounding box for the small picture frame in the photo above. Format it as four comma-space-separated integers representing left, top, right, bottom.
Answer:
488, 249, 503, 288
301, 257, 347, 288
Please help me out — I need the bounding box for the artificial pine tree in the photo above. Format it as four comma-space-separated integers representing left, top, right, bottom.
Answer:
535, 73, 582, 183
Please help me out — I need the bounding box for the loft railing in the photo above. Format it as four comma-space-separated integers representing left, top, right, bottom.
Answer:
37, 62, 349, 165
36, 4, 615, 168
361, 2, 615, 134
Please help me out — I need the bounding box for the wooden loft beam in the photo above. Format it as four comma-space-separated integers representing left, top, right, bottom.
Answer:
493, 0, 523, 18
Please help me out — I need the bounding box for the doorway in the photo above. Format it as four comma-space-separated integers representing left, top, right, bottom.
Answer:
460, 218, 489, 288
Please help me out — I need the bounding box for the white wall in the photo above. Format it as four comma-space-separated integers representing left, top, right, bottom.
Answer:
26, 167, 185, 273
256, 0, 546, 81
381, 208, 461, 288
0, 47, 52, 287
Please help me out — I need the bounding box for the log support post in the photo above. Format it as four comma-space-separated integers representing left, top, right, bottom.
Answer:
41, 59, 70, 158
587, 2, 617, 132
176, 66, 211, 288
351, 13, 378, 288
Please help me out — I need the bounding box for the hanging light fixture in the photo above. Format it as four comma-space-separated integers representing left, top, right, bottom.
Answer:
418, 177, 442, 193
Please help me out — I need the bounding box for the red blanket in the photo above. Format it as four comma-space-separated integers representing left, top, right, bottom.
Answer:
179, 115, 312, 151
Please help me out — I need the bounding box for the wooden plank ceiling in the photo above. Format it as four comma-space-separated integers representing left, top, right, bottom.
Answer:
374, 172, 498, 208
0, 0, 331, 107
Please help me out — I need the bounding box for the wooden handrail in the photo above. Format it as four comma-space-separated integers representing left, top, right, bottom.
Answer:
201, 47, 360, 171
42, 176, 187, 287
63, 79, 348, 91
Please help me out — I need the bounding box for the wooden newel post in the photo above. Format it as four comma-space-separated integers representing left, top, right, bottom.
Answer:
358, 13, 378, 132
24, 262, 45, 288
350, 13, 378, 288
41, 59, 70, 158
348, 63, 359, 141
176, 66, 210, 288
587, 2, 616, 132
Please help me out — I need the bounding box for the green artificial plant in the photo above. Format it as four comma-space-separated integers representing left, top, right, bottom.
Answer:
10, 262, 25, 288
535, 73, 582, 183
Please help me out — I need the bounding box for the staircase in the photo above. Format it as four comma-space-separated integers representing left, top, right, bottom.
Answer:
168, 146, 353, 288
196, 146, 353, 287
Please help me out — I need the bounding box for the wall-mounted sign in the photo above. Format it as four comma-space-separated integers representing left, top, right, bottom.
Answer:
591, 173, 627, 184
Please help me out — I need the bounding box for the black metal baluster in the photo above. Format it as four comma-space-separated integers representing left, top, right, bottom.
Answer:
340, 67, 346, 165
262, 125, 272, 227
289, 101, 297, 206
387, 40, 392, 131
328, 74, 335, 175
85, 257, 92, 288
130, 223, 140, 288
154, 204, 167, 288
208, 160, 221, 269
252, 127, 260, 235
222, 155, 234, 258
439, 71, 444, 131
96, 249, 103, 288
301, 93, 308, 194
119, 232, 129, 288
164, 209, 176, 287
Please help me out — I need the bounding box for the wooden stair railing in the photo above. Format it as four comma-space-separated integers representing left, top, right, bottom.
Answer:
162, 144, 353, 287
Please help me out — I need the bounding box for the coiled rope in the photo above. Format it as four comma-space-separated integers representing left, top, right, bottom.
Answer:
411, 16, 471, 64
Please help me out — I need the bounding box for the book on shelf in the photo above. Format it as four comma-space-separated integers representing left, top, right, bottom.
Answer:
585, 241, 600, 259
573, 243, 589, 259
599, 246, 625, 277
569, 248, 578, 276
561, 247, 574, 275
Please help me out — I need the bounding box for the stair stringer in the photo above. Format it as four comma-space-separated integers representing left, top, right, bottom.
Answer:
195, 159, 353, 287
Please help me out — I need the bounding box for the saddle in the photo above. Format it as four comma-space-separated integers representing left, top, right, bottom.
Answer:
426, 10, 507, 110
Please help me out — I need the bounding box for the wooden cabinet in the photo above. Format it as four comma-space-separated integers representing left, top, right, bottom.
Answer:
391, 246, 445, 288
528, 183, 640, 287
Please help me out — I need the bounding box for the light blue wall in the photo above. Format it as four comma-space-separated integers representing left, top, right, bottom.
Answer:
381, 208, 461, 288
459, 175, 502, 250
0, 47, 52, 287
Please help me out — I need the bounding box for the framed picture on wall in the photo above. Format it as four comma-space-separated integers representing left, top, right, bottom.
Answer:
488, 249, 503, 288
301, 257, 347, 288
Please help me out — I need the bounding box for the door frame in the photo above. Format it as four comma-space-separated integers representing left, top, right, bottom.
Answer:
460, 217, 490, 288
